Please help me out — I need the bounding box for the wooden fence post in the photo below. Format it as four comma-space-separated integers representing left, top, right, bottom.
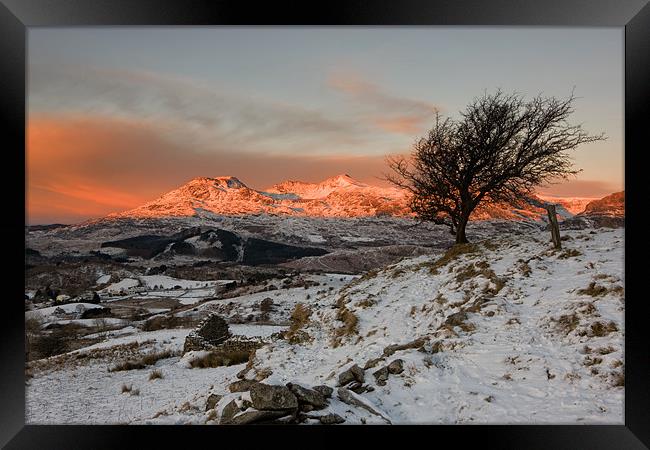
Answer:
546, 204, 562, 249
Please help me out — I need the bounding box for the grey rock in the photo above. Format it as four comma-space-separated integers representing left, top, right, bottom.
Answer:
205, 393, 223, 411
348, 382, 368, 394
363, 357, 383, 370
373, 366, 389, 386
300, 403, 315, 412
250, 383, 298, 411
387, 359, 404, 375
319, 413, 346, 425
287, 383, 327, 408
312, 385, 334, 398
337, 364, 365, 386
219, 399, 241, 424
228, 379, 259, 393
225, 408, 289, 425
383, 338, 427, 356
337, 388, 392, 424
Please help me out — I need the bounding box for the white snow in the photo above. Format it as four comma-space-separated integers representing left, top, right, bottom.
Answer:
105, 278, 140, 293
96, 274, 111, 285
26, 303, 104, 321
25, 227, 624, 425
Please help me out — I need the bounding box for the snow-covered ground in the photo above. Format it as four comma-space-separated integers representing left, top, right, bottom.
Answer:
26, 303, 104, 321
25, 228, 624, 425
247, 228, 624, 424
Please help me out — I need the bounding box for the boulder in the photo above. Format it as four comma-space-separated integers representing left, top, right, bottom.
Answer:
337, 364, 365, 386
363, 357, 383, 370
387, 359, 404, 375
312, 385, 334, 398
225, 408, 289, 425
205, 393, 223, 411
219, 399, 241, 424
228, 379, 259, 393
372, 366, 389, 386
337, 388, 392, 424
286, 383, 327, 408
319, 413, 346, 425
250, 383, 298, 411
383, 338, 427, 356
300, 404, 314, 413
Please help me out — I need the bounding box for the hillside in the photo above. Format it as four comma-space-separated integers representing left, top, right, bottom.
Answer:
25, 227, 624, 424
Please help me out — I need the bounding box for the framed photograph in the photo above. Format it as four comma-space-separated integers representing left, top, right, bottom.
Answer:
3, 0, 648, 447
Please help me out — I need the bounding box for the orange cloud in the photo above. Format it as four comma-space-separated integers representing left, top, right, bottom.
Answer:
375, 116, 423, 135
327, 71, 438, 136
28, 113, 616, 224
26, 114, 399, 224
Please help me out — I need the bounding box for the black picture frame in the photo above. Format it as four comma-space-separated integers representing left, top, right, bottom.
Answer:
2, 0, 648, 448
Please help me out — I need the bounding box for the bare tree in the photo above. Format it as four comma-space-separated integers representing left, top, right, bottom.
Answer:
387, 90, 606, 244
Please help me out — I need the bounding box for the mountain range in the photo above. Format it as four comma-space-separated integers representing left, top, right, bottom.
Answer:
110, 174, 623, 222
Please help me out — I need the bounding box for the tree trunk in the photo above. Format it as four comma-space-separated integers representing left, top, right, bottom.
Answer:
546, 204, 562, 249
455, 216, 469, 244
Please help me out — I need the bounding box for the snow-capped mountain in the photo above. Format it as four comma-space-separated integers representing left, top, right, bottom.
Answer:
110, 173, 620, 222
580, 191, 625, 217
536, 195, 598, 215
111, 174, 411, 219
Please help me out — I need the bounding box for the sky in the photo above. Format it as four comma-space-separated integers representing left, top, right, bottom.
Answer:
27, 27, 624, 224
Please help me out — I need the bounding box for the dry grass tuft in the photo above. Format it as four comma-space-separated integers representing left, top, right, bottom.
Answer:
189, 350, 250, 368
427, 243, 479, 275
149, 369, 164, 380
577, 282, 624, 298
482, 240, 499, 251
356, 296, 377, 308
596, 346, 615, 355
109, 349, 176, 372
554, 313, 580, 335
333, 307, 358, 341
611, 371, 625, 387
359, 269, 379, 281
121, 384, 139, 395
285, 303, 312, 344
558, 248, 582, 259
517, 260, 532, 277
583, 356, 603, 367
589, 321, 618, 337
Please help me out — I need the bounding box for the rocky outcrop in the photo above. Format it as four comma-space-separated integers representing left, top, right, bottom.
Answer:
337, 387, 392, 424
205, 393, 223, 411
250, 383, 298, 411
228, 379, 260, 393
373, 359, 404, 386
287, 383, 327, 409
206, 381, 338, 425
336, 363, 374, 394
318, 413, 346, 424
312, 385, 334, 399
337, 364, 365, 386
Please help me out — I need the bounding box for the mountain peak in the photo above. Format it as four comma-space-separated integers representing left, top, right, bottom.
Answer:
321, 173, 364, 187
189, 176, 247, 189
